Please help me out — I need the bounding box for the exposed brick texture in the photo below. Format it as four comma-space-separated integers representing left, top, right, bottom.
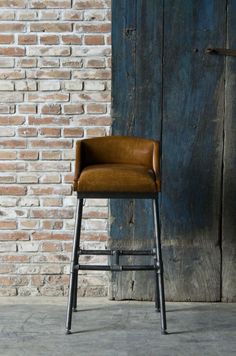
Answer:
0, 0, 111, 297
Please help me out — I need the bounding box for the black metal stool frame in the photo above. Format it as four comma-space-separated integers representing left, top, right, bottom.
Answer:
66, 192, 167, 335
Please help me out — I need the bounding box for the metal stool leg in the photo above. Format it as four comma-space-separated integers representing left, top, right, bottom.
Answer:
153, 198, 167, 334
73, 263, 78, 312
155, 270, 160, 312
66, 198, 83, 334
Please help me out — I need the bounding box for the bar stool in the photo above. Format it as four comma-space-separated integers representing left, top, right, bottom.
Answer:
65, 136, 167, 334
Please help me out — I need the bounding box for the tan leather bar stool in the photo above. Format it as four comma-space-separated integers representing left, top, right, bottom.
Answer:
65, 136, 167, 334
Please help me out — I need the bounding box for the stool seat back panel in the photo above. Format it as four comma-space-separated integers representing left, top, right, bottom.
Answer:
74, 136, 160, 192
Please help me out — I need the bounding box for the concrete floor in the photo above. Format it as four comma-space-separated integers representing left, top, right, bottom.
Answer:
0, 298, 235, 356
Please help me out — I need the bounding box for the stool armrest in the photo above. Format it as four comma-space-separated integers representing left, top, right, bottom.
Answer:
152, 141, 161, 190
73, 140, 83, 191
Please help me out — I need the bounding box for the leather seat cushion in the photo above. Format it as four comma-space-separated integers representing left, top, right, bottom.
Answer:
77, 164, 158, 193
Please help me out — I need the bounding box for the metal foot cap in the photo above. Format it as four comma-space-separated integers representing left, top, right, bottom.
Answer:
66, 329, 72, 335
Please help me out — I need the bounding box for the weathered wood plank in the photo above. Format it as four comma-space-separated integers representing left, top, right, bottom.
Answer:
222, 0, 236, 302
110, 0, 163, 300
161, 0, 225, 301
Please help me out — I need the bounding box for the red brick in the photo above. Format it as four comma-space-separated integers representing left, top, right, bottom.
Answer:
62, 173, 73, 184
0, 116, 25, 125
32, 232, 72, 240
0, 139, 26, 148
0, 186, 26, 196
71, 92, 111, 102
0, 23, 25, 32
19, 220, 39, 229
0, 151, 17, 160
61, 59, 82, 68
86, 127, 106, 137
73, 0, 110, 9
31, 208, 73, 219
28, 115, 69, 126
41, 197, 62, 206
84, 35, 105, 45
73, 69, 111, 80
0, 11, 14, 20
0, 265, 16, 273
30, 139, 71, 149
30, 23, 72, 32
0, 255, 30, 263
0, 231, 29, 240
0, 47, 25, 57
64, 128, 84, 137
18, 35, 37, 45
61, 35, 82, 44
75, 23, 111, 33
39, 128, 61, 137
0, 35, 14, 44
41, 242, 62, 252
28, 93, 69, 102
41, 220, 63, 230
0, 92, 23, 102
82, 233, 107, 242
28, 46, 70, 57
17, 58, 37, 68
0, 276, 29, 286
40, 35, 59, 45
0, 175, 16, 183
17, 127, 38, 137
86, 103, 106, 114
38, 10, 60, 20
18, 10, 37, 20
0, 0, 27, 7
28, 184, 71, 196
18, 104, 37, 114
41, 151, 61, 160
38, 59, 59, 67
84, 58, 106, 69
73, 116, 111, 126
0, 221, 17, 229
0, 70, 25, 80
0, 105, 15, 114
0, 162, 25, 171
18, 151, 39, 160
84, 9, 107, 21
27, 69, 70, 79
30, 0, 72, 8
31, 275, 44, 286
41, 104, 61, 115
28, 161, 70, 172
62, 10, 83, 21
63, 104, 83, 114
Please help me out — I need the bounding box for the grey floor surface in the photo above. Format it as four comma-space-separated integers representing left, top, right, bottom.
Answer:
0, 297, 235, 356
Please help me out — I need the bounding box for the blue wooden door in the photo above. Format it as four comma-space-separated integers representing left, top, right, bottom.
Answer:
111, 0, 235, 301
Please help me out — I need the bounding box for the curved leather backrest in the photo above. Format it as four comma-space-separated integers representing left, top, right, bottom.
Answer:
81, 136, 159, 170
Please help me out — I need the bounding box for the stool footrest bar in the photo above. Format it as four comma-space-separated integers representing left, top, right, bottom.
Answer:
78, 249, 155, 256
75, 264, 158, 271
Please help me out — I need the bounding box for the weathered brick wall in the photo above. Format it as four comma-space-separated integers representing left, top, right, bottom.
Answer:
0, 0, 111, 296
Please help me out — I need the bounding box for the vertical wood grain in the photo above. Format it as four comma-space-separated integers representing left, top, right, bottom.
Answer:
222, 0, 236, 302
161, 0, 225, 301
110, 0, 163, 300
